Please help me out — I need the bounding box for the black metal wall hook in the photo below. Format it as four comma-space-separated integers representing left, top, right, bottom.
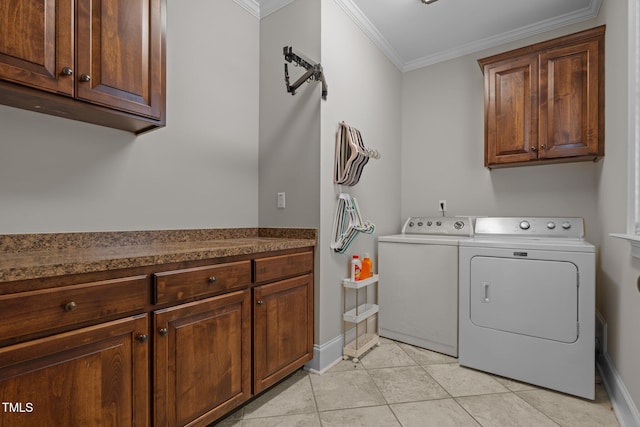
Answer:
283, 46, 327, 100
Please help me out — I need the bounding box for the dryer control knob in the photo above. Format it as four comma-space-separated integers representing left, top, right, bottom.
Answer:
426, 221, 432, 226
562, 222, 572, 230
519, 220, 531, 230
417, 221, 424, 227
408, 222, 414, 227
454, 221, 465, 230
547, 222, 556, 230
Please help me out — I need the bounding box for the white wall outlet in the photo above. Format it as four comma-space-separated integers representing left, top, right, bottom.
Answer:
277, 192, 286, 209
439, 200, 447, 213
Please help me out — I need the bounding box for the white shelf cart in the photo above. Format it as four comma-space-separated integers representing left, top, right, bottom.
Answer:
342, 274, 380, 362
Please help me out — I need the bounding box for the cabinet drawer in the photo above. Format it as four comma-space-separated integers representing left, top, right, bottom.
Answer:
0, 275, 148, 342
254, 251, 314, 283
154, 261, 251, 304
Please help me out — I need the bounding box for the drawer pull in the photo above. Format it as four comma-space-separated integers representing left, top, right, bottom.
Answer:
158, 328, 169, 336
208, 276, 217, 283
136, 334, 148, 343
63, 301, 78, 312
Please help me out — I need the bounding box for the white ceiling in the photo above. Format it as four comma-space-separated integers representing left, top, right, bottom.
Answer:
236, 0, 602, 72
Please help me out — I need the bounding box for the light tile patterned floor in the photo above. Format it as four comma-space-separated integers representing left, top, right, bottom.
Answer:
213, 338, 620, 427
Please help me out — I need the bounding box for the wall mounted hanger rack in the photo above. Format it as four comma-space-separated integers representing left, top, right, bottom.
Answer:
283, 46, 328, 100
331, 193, 375, 253
334, 121, 381, 186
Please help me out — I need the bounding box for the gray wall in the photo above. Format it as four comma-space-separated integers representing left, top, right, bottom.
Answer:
596, 0, 640, 409
319, 0, 402, 347
0, 0, 260, 233
258, 0, 321, 230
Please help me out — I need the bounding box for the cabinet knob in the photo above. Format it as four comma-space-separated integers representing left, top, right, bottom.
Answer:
61, 67, 73, 76
540, 144, 547, 150
257, 300, 265, 305
63, 301, 78, 312
530, 146, 538, 152
136, 334, 148, 343
208, 276, 216, 283
158, 328, 168, 336
79, 74, 91, 82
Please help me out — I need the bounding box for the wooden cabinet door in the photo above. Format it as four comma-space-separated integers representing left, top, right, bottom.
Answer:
75, 0, 164, 119
154, 290, 251, 427
0, 314, 149, 427
253, 274, 313, 394
483, 54, 538, 167
539, 40, 602, 159
0, 0, 74, 95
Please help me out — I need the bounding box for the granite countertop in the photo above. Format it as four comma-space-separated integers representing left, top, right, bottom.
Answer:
0, 228, 317, 283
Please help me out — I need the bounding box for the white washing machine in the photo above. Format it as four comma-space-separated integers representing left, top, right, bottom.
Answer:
458, 217, 596, 400
378, 216, 473, 357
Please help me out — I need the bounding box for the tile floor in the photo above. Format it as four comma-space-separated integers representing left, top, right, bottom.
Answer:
213, 338, 620, 427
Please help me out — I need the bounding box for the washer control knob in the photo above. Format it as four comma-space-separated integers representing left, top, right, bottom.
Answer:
436, 221, 442, 226
547, 222, 556, 230
417, 221, 423, 227
562, 222, 572, 230
454, 221, 465, 230
408, 222, 414, 227
519, 220, 531, 230
426, 221, 432, 226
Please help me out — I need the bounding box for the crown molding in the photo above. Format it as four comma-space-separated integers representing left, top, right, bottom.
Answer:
233, 0, 295, 19
336, 0, 602, 73
260, 0, 296, 17
403, 0, 602, 71
233, 0, 260, 18
333, 0, 404, 70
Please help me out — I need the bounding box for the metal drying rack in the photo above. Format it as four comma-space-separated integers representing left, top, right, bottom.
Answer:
283, 46, 327, 100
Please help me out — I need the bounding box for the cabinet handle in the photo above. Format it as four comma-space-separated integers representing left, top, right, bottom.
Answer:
79, 74, 91, 82
158, 328, 168, 336
63, 301, 78, 312
136, 334, 148, 343
61, 67, 73, 76
257, 300, 265, 305
208, 276, 216, 283
530, 146, 538, 152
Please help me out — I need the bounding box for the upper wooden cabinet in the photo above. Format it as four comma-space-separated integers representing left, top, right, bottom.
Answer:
479, 26, 604, 168
0, 0, 165, 134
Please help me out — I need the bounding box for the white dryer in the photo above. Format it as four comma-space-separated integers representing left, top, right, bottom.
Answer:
458, 217, 595, 400
378, 216, 473, 357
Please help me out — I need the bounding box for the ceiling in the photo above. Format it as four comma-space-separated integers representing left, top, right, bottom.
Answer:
237, 0, 602, 72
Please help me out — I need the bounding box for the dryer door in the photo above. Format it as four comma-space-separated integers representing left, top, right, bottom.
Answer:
469, 256, 578, 343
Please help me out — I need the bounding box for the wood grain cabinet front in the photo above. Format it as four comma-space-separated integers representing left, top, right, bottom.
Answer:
0, 275, 149, 345
0, 314, 149, 427
479, 26, 604, 168
0, 0, 165, 133
153, 290, 252, 427
154, 260, 251, 304
253, 273, 314, 394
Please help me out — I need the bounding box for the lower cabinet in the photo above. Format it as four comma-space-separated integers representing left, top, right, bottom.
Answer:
253, 274, 314, 394
0, 248, 314, 427
0, 314, 149, 427
153, 289, 251, 427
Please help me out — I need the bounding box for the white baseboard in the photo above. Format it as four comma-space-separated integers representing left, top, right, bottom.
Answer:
596, 313, 640, 427
304, 334, 343, 374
